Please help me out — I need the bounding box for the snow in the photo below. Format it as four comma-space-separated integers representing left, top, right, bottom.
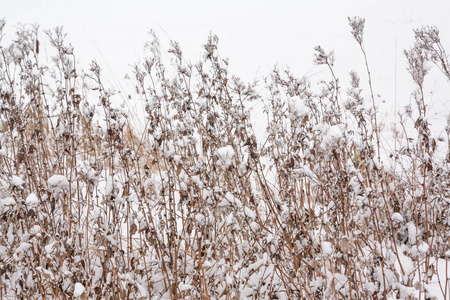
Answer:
14, 242, 32, 259
47, 175, 70, 193
78, 161, 98, 181
322, 241, 333, 256
0, 197, 15, 206
10, 175, 24, 188
244, 207, 256, 220
12, 45, 23, 60
45, 242, 56, 255
391, 212, 404, 222
104, 176, 114, 196
162, 141, 175, 158
0, 245, 7, 258
395, 248, 450, 300
216, 145, 235, 168
92, 266, 103, 285
289, 99, 309, 118
178, 283, 193, 291
418, 242, 429, 253
36, 267, 55, 280
218, 192, 234, 207
191, 176, 204, 189
407, 223, 418, 245
0, 196, 15, 213
313, 124, 345, 152
73, 282, 85, 297
25, 193, 40, 207
250, 221, 260, 232
242, 287, 254, 297
1, 4, 449, 299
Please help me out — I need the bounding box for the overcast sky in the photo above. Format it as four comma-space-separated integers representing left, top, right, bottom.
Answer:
3, 0, 450, 136
3, 1, 449, 76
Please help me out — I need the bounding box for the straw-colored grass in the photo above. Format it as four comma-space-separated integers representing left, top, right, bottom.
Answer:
0, 18, 449, 299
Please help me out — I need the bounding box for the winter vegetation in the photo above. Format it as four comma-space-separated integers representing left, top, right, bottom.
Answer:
0, 17, 449, 299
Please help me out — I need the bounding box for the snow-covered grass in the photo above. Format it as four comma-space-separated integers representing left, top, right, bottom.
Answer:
0, 18, 449, 299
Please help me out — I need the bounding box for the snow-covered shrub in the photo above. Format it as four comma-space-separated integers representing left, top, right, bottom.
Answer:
0, 18, 448, 299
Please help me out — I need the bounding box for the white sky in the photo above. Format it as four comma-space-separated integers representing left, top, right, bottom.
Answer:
3, 0, 450, 143
3, 0, 449, 77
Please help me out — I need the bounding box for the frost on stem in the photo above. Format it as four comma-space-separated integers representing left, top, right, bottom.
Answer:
348, 16, 365, 45
348, 15, 381, 163
1, 19, 449, 300
0, 18, 6, 36
314, 46, 335, 67
404, 44, 429, 87
413, 26, 450, 80
203, 33, 219, 61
